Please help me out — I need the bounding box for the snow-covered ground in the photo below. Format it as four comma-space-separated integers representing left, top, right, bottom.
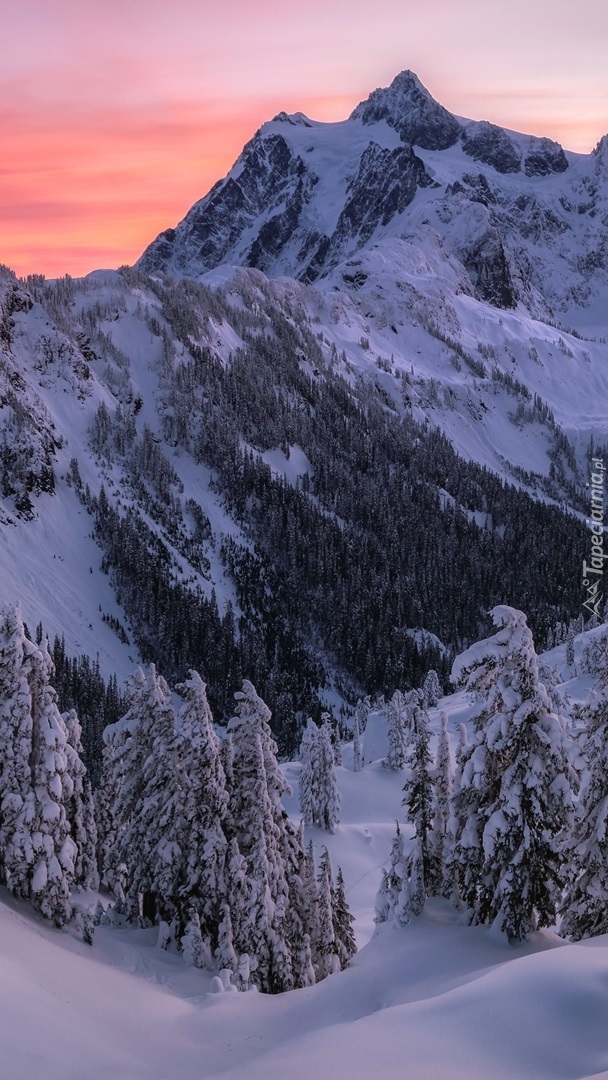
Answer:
2, 686, 607, 1080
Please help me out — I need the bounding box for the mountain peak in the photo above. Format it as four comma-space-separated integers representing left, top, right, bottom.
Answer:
350, 69, 461, 150
270, 110, 313, 128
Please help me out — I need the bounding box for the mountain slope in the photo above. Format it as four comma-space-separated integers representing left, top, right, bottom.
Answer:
0, 262, 596, 751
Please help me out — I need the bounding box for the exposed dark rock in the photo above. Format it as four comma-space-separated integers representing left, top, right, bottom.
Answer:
350, 70, 461, 150
299, 236, 331, 284
593, 133, 608, 177
247, 175, 309, 270
512, 196, 570, 243
577, 241, 608, 276
299, 142, 433, 281
139, 132, 314, 275
334, 142, 432, 244
461, 173, 498, 206
140, 228, 176, 274
462, 229, 517, 308
271, 111, 313, 128
462, 122, 522, 174
524, 137, 568, 177
342, 270, 368, 288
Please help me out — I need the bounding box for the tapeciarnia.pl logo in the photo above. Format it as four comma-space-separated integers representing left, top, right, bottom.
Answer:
583, 458, 606, 620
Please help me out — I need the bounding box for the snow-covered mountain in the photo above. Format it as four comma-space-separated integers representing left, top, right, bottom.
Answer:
0, 69, 607, 752
3, 70, 608, 1079
139, 70, 608, 332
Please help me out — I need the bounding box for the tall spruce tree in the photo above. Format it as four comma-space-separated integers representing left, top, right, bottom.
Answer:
400, 700, 438, 916
27, 637, 78, 926
333, 867, 356, 967
226, 681, 294, 991
433, 711, 451, 895
375, 822, 407, 925
318, 717, 341, 832
134, 668, 181, 921
102, 665, 178, 921
298, 717, 340, 831
561, 683, 608, 940
385, 690, 408, 770
176, 671, 229, 937
451, 606, 575, 942
63, 708, 99, 891
298, 719, 320, 827
352, 701, 364, 773
422, 669, 442, 708
316, 847, 340, 978
0, 605, 36, 897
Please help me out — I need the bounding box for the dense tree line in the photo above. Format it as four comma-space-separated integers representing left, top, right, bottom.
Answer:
49, 635, 126, 784
100, 666, 357, 992
0, 602, 356, 990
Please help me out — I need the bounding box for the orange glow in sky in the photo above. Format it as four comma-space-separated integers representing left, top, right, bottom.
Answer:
2, 0, 607, 279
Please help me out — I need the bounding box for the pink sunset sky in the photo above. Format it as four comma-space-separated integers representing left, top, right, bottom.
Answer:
2, 0, 607, 279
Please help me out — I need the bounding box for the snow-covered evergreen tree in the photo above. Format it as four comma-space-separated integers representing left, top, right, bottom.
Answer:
102, 665, 179, 921
27, 638, 77, 926
352, 701, 364, 772
333, 867, 356, 967
100, 666, 149, 904
0, 605, 36, 897
223, 837, 249, 961
175, 671, 229, 936
181, 908, 206, 968
566, 626, 576, 668
395, 836, 426, 925
443, 722, 468, 904
215, 902, 238, 974
384, 690, 408, 770
134, 667, 181, 919
63, 708, 99, 891
318, 717, 341, 831
451, 606, 575, 942
227, 681, 295, 991
422, 669, 442, 708
297, 933, 316, 987
316, 847, 339, 978
375, 822, 407, 924
320, 712, 342, 766
227, 681, 291, 885
298, 719, 320, 827
301, 840, 321, 969
402, 699, 438, 901
298, 717, 340, 831
433, 711, 451, 892
270, 893, 295, 992
561, 684, 608, 940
